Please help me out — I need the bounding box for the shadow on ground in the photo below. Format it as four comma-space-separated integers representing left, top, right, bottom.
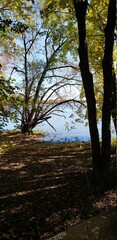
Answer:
0, 138, 116, 239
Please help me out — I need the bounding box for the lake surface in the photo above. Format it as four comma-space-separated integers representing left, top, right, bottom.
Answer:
5, 106, 115, 143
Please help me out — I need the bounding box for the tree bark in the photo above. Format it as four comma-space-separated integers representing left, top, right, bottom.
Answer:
111, 71, 116, 132
73, 0, 101, 177
101, 0, 116, 183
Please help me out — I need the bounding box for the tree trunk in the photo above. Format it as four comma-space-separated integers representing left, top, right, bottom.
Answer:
21, 122, 30, 134
21, 121, 34, 134
111, 71, 116, 132
21, 108, 35, 134
73, 0, 101, 178
101, 0, 116, 185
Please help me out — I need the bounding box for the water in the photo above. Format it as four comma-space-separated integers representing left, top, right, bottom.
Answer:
4, 106, 115, 143
38, 112, 90, 142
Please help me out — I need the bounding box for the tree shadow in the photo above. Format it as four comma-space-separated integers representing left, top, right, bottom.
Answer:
0, 142, 116, 239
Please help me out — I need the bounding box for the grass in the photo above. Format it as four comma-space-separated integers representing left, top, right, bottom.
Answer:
0, 131, 116, 239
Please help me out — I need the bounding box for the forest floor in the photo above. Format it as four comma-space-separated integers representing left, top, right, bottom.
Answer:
0, 131, 116, 240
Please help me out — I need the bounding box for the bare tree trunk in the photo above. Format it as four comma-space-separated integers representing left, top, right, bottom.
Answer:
101, 0, 116, 185
73, 0, 101, 178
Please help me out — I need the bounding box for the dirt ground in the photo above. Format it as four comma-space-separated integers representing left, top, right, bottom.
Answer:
0, 131, 116, 239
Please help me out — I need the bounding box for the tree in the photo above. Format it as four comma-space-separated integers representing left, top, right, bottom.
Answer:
73, 0, 116, 190
0, 56, 16, 130
9, 26, 82, 134
0, 0, 34, 33
0, 0, 36, 130
0, 0, 36, 62
41, 0, 116, 190
0, 75, 15, 131
86, 0, 116, 131
101, 0, 116, 181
